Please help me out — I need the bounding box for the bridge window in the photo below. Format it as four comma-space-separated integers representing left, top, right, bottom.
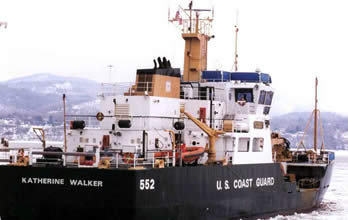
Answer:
263, 106, 271, 115
258, 91, 266, 104
252, 138, 264, 152
235, 89, 253, 102
258, 91, 273, 105
238, 138, 250, 152
265, 91, 274, 105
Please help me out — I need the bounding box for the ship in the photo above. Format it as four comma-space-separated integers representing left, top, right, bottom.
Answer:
0, 2, 334, 220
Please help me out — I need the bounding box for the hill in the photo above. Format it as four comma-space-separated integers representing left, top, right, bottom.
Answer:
271, 112, 348, 150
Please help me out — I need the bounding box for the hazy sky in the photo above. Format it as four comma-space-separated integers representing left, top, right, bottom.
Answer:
1, 0, 348, 115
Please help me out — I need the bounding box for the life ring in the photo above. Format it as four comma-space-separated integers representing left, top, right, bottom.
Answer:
237, 100, 246, 106
96, 112, 104, 121
122, 153, 134, 164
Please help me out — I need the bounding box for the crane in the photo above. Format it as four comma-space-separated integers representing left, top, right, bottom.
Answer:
181, 108, 224, 164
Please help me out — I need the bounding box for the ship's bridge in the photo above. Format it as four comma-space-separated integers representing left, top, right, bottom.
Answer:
181, 70, 274, 116
202, 71, 272, 84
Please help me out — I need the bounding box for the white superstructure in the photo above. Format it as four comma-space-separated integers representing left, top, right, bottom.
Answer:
66, 67, 275, 166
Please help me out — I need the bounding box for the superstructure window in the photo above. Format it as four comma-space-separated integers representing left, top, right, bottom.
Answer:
265, 91, 273, 105
229, 89, 234, 101
258, 91, 266, 104
235, 89, 253, 102
263, 106, 271, 115
252, 138, 264, 152
238, 138, 250, 152
258, 91, 273, 105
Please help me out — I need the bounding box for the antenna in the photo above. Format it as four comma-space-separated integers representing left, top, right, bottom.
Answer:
107, 65, 113, 82
233, 11, 239, 72
168, 1, 214, 82
168, 1, 213, 36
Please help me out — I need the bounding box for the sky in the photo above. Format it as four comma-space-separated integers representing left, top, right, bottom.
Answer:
1, 0, 348, 115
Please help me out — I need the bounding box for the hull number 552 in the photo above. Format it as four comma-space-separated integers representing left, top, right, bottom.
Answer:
139, 179, 155, 190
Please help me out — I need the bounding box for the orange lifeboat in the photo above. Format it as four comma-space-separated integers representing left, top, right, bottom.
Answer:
154, 144, 204, 164
181, 146, 205, 163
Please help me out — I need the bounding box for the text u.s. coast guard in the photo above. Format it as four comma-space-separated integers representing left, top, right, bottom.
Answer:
216, 177, 275, 191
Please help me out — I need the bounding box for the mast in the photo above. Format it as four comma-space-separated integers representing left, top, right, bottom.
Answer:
234, 24, 239, 72
297, 77, 325, 153
63, 94, 67, 153
314, 77, 318, 153
234, 12, 239, 72
169, 1, 214, 82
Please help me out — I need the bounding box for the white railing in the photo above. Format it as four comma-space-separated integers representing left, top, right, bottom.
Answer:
0, 147, 179, 169
126, 82, 153, 96
180, 90, 225, 101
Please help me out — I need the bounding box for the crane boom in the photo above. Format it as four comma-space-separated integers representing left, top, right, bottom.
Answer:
181, 109, 224, 164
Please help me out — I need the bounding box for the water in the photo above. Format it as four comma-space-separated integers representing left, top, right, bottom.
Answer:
266, 150, 348, 220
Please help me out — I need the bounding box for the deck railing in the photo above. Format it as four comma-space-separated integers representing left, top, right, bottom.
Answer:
0, 146, 239, 169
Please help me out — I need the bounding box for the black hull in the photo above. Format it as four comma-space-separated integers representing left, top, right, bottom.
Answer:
0, 162, 333, 220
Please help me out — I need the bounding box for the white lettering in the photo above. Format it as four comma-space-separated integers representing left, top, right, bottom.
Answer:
37, 178, 43, 184
224, 180, 230, 190
69, 179, 102, 187
233, 178, 253, 189
217, 177, 275, 190
216, 180, 222, 191
149, 179, 154, 190
140, 179, 144, 190
140, 179, 155, 190
21, 177, 101, 187
21, 177, 65, 185
256, 177, 275, 187
145, 179, 150, 189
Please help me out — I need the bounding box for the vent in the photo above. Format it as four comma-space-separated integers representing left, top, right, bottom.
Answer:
115, 104, 130, 118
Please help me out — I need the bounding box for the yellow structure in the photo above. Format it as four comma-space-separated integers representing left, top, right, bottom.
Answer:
132, 74, 180, 98
125, 60, 181, 99
181, 108, 224, 164
169, 2, 214, 82
182, 33, 210, 81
